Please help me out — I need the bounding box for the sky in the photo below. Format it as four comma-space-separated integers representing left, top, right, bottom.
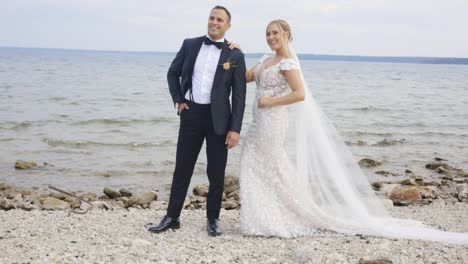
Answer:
1, 0, 468, 57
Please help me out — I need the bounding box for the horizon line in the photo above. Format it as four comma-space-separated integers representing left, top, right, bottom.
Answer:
1, 46, 467, 60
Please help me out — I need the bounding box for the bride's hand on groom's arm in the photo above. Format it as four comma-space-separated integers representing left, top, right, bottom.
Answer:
258, 96, 273, 108
225, 131, 240, 149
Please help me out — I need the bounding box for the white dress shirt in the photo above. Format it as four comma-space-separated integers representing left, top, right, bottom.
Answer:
185, 36, 224, 104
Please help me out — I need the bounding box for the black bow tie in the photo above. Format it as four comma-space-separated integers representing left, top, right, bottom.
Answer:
204, 38, 223, 49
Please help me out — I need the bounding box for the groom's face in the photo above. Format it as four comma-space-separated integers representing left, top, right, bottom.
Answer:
207, 9, 231, 41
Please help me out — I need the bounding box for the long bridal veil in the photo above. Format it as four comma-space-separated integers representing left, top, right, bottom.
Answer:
287, 44, 468, 244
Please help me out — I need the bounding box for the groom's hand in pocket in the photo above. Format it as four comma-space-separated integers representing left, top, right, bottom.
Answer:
177, 103, 189, 115
225, 131, 240, 149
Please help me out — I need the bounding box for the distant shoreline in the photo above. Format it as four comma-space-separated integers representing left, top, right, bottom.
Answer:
2, 46, 468, 65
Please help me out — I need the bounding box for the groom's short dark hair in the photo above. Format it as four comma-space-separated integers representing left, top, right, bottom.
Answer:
212, 5, 231, 23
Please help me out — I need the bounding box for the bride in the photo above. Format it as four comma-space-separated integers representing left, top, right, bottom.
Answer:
238, 19, 468, 244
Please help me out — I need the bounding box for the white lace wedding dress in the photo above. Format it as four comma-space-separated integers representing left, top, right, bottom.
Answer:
239, 54, 468, 244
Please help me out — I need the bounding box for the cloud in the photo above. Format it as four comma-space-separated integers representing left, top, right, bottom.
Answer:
1, 0, 468, 57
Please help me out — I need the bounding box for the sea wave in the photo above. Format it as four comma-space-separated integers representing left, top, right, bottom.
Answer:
43, 138, 175, 148
345, 106, 392, 112
348, 131, 394, 137
71, 117, 173, 126
346, 138, 406, 146
0, 120, 63, 130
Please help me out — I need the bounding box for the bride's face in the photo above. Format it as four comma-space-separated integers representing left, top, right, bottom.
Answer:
266, 23, 284, 51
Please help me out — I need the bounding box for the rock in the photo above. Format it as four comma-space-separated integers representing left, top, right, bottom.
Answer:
419, 187, 437, 199
0, 181, 12, 190
456, 183, 468, 202
221, 200, 238, 210
358, 158, 382, 167
227, 190, 240, 201
50, 192, 68, 200
119, 189, 133, 197
405, 169, 413, 174
436, 167, 453, 178
224, 176, 240, 193
389, 186, 422, 205
378, 183, 400, 195
359, 258, 393, 264
107, 200, 124, 209
183, 197, 191, 208
2, 189, 19, 199
0, 197, 15, 210
21, 195, 42, 210
96, 171, 111, 177
371, 182, 382, 191
398, 179, 416, 186
453, 178, 468, 184
374, 170, 397, 176
193, 184, 209, 197
103, 187, 121, 199
63, 196, 81, 208
119, 196, 130, 206
190, 195, 206, 203
127, 192, 157, 207
149, 200, 168, 210
42, 197, 71, 210
425, 162, 458, 171
414, 176, 424, 183
80, 192, 98, 202
14, 160, 38, 170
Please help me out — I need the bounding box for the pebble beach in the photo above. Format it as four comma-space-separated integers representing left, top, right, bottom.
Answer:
0, 200, 467, 263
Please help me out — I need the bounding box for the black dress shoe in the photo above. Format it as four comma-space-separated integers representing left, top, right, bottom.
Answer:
148, 215, 180, 233
207, 218, 222, 237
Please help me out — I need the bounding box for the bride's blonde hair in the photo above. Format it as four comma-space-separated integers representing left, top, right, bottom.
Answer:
267, 19, 293, 57
268, 19, 292, 41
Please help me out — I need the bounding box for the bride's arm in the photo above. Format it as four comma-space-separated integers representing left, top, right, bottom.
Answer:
227, 41, 256, 84
246, 67, 256, 83
258, 69, 305, 107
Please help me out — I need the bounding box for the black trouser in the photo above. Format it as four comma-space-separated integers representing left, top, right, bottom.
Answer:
166, 102, 228, 220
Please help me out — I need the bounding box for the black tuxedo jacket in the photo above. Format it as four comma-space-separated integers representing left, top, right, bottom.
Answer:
167, 36, 246, 135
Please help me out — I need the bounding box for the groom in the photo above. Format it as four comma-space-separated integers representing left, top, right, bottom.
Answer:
148, 6, 246, 237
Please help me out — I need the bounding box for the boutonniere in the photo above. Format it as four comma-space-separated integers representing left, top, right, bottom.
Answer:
220, 58, 237, 71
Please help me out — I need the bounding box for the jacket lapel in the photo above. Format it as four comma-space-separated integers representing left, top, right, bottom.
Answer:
212, 40, 230, 89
